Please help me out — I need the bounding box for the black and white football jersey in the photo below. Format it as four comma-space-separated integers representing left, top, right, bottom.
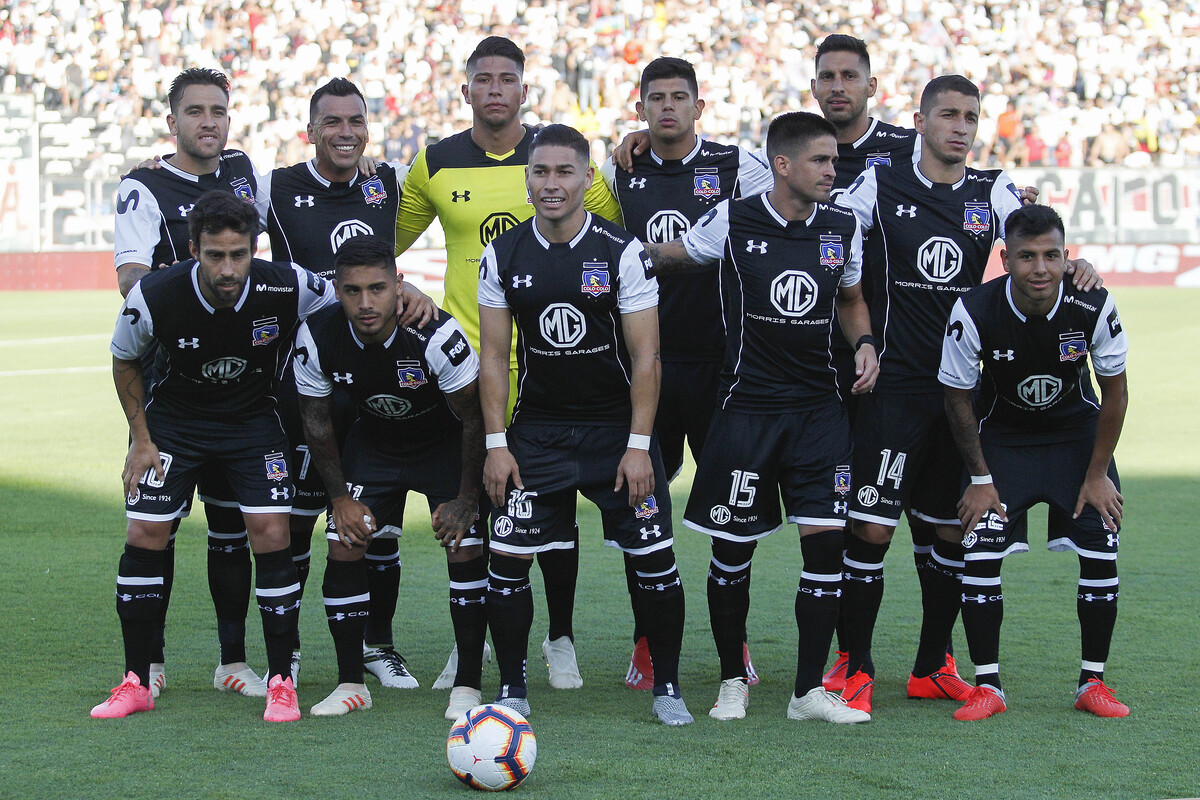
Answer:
602, 137, 771, 363
256, 160, 406, 278
940, 277, 1127, 443
837, 161, 1023, 393
111, 259, 335, 418
478, 212, 658, 426
681, 194, 864, 412
114, 150, 258, 270
831, 118, 920, 198
293, 305, 476, 450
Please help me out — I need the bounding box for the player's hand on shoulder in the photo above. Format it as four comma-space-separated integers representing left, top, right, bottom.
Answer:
125, 154, 165, 177
123, 439, 163, 503
1075, 473, 1123, 533
330, 494, 376, 548
1019, 185, 1039, 205
957, 482, 1007, 534
615, 448, 654, 507
484, 448, 521, 508
432, 495, 478, 553
397, 282, 439, 328
1065, 257, 1104, 291
357, 156, 379, 176
613, 129, 651, 172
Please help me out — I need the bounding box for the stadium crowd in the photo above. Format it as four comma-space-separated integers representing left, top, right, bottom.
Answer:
3, 0, 1200, 177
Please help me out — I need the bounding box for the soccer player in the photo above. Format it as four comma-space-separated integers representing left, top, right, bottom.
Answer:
293, 236, 487, 720
644, 111, 877, 724
113, 67, 262, 700
939, 204, 1129, 720
477, 124, 691, 725
396, 36, 622, 690
835, 76, 1098, 715
600, 56, 772, 691
255, 77, 432, 690
94, 190, 338, 721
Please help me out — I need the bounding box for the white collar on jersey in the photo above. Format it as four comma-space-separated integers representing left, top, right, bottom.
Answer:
912, 161, 966, 191
532, 211, 592, 249
759, 192, 818, 227
159, 157, 220, 183
191, 262, 251, 313
347, 318, 399, 349
306, 159, 360, 188
1005, 276, 1064, 322
851, 118, 881, 150
649, 135, 703, 166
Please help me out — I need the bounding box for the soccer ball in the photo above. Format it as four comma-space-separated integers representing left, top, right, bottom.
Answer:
447, 704, 537, 791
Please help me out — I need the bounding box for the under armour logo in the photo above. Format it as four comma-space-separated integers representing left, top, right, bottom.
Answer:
1078, 592, 1118, 602
511, 275, 533, 288
629, 178, 647, 189
746, 240, 768, 253
639, 525, 662, 541
179, 204, 194, 217
963, 593, 988, 604
450, 596, 487, 606
271, 487, 290, 500
803, 587, 842, 598
993, 349, 1014, 360
178, 338, 199, 348
294, 195, 315, 207
1107, 533, 1119, 547
896, 205, 917, 217
834, 501, 848, 514
333, 372, 354, 384
452, 190, 471, 202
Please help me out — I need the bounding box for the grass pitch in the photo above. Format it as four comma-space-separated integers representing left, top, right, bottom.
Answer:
1, 289, 1197, 800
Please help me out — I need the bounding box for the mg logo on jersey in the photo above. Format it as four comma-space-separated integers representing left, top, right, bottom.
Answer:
330, 219, 373, 252
451, 190, 470, 202
857, 486, 879, 507
480, 212, 520, 246
746, 240, 768, 254
646, 210, 690, 243
916, 236, 964, 283
538, 303, 586, 348
709, 505, 731, 525
628, 177, 647, 189
178, 337, 199, 349
201, 356, 247, 381
770, 270, 819, 317
365, 394, 412, 418
896, 205, 917, 217
1017, 374, 1063, 407
294, 195, 315, 207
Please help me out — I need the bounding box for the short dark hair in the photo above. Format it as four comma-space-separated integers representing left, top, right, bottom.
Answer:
766, 111, 837, 164
529, 124, 590, 165
639, 57, 698, 101
466, 36, 525, 75
815, 34, 871, 74
1004, 204, 1065, 246
310, 78, 366, 120
188, 190, 259, 246
919, 75, 981, 115
334, 235, 397, 281
168, 68, 230, 115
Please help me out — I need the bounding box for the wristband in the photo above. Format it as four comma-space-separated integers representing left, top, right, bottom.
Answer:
969, 474, 993, 485
855, 334, 877, 351
485, 432, 507, 449
627, 433, 652, 451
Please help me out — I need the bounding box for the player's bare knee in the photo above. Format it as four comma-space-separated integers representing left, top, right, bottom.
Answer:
852, 519, 894, 545
245, 513, 291, 553
447, 543, 484, 564
126, 519, 174, 549
935, 523, 964, 543
326, 540, 366, 562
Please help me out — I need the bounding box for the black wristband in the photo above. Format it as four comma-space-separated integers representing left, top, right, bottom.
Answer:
855, 334, 877, 351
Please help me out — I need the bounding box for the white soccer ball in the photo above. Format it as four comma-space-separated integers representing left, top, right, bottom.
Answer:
447, 703, 537, 791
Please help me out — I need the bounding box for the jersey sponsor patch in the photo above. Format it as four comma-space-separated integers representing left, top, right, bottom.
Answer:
117, 189, 140, 214
581, 264, 611, 296
1107, 308, 1123, 337
963, 203, 990, 234
361, 176, 387, 205
1059, 331, 1087, 362
252, 316, 280, 346
441, 330, 470, 366
306, 271, 327, 295
264, 452, 289, 482
694, 169, 720, 198
634, 495, 659, 520
396, 361, 428, 388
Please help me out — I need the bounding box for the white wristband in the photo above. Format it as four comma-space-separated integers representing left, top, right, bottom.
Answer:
485, 432, 507, 449
970, 474, 993, 485
627, 433, 652, 451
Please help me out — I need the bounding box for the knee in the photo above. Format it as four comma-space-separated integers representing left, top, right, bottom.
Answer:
852, 520, 894, 545
447, 543, 485, 564
127, 519, 173, 550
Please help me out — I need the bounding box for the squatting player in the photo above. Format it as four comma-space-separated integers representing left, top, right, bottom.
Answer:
939, 204, 1129, 721
645, 112, 877, 725
94, 191, 337, 722
294, 236, 487, 721
478, 124, 691, 725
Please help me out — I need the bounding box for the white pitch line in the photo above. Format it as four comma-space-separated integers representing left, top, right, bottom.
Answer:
0, 334, 109, 346
0, 365, 108, 377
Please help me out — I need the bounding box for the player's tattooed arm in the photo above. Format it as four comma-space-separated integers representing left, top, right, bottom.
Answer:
397, 281, 439, 328
612, 129, 651, 172
435, 380, 487, 552
834, 282, 879, 394
113, 356, 162, 500
479, 304, 521, 507
116, 264, 150, 298
945, 387, 1008, 533
616, 307, 660, 506
643, 241, 700, 277
298, 393, 374, 547
1075, 370, 1128, 531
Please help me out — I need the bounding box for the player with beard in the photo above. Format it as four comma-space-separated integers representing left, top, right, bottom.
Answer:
396, 36, 622, 692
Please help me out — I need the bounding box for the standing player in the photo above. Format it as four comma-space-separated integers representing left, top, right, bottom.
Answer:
601, 56, 771, 691
939, 204, 1129, 720
477, 125, 691, 725
293, 236, 487, 720
94, 191, 337, 721
255, 77, 433, 690
396, 36, 622, 690
645, 112, 877, 724
113, 67, 261, 700
835, 76, 1098, 715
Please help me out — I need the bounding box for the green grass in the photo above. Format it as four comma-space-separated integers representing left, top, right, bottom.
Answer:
1, 289, 1198, 800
